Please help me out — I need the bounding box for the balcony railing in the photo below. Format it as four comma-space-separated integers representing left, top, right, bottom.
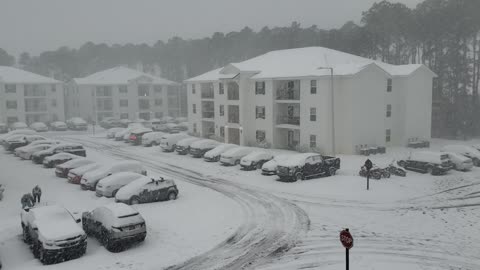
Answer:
276, 89, 300, 100
202, 111, 215, 119
201, 90, 214, 99
228, 115, 239, 124
277, 116, 300, 125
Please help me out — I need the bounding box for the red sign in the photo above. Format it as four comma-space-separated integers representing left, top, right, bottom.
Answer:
340, 229, 354, 249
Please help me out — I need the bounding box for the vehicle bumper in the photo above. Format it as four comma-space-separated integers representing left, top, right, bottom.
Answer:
115, 198, 130, 204
220, 161, 234, 166
55, 170, 68, 178
32, 156, 44, 164
43, 242, 87, 260
261, 169, 276, 175
176, 148, 189, 155
80, 184, 95, 191
95, 189, 112, 197
43, 162, 54, 168
112, 232, 146, 244
240, 164, 255, 170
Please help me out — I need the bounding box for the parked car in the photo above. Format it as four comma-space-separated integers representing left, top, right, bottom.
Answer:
204, 144, 237, 162
359, 165, 391, 179
50, 121, 68, 131
0, 123, 8, 134
16, 144, 52, 160
30, 122, 48, 132
106, 128, 125, 139
32, 143, 86, 164
0, 129, 36, 144
276, 153, 341, 181
175, 122, 189, 132
100, 118, 122, 129
15, 140, 60, 156
82, 203, 146, 252
441, 145, 480, 166
220, 147, 254, 166
261, 155, 291, 175
159, 133, 190, 152
442, 152, 473, 171
176, 137, 202, 155
96, 172, 144, 198
56, 158, 95, 178
189, 139, 221, 158
161, 116, 175, 123
68, 163, 101, 184
115, 177, 178, 205
3, 135, 46, 151
397, 151, 453, 175
21, 205, 87, 264
66, 118, 87, 131
10, 122, 28, 130
43, 152, 80, 168
240, 151, 274, 170
150, 119, 163, 131
128, 127, 153, 145
80, 161, 147, 191
141, 132, 165, 146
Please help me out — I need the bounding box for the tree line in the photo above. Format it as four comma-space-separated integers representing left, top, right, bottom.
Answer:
1, 0, 479, 138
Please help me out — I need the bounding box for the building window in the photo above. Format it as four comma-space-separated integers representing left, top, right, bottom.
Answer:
120, 100, 128, 107
95, 86, 112, 97
310, 80, 317, 94
256, 130, 266, 142
119, 85, 128, 93
192, 84, 196, 94
6, 100, 17, 109
256, 106, 265, 119
386, 104, 392, 118
386, 129, 391, 142
387, 79, 392, 92
138, 85, 150, 96
5, 84, 16, 93
139, 99, 150, 110
220, 126, 225, 137
51, 99, 57, 107
51, 85, 56, 92
193, 123, 197, 133
192, 104, 196, 114
154, 85, 163, 94
155, 112, 163, 119
310, 107, 317, 121
120, 113, 129, 119
310, 135, 317, 148
219, 83, 224, 95
25, 85, 46, 96
255, 82, 265, 95
155, 99, 163, 106
138, 112, 151, 120
219, 105, 224, 116
287, 81, 294, 89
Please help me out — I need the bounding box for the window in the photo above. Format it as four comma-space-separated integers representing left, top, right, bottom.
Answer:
120, 113, 129, 119
192, 104, 196, 114
386, 129, 391, 142
386, 104, 392, 118
255, 82, 265, 95
219, 83, 224, 95
220, 126, 225, 137
387, 79, 392, 92
120, 100, 128, 107
138, 112, 151, 120
256, 130, 266, 142
155, 112, 163, 118
139, 99, 150, 110
256, 106, 265, 119
219, 105, 224, 116
51, 99, 57, 107
119, 85, 128, 93
51, 85, 56, 92
193, 123, 197, 133
287, 81, 294, 89
310, 107, 317, 121
95, 86, 112, 97
310, 135, 317, 148
154, 85, 163, 94
155, 99, 163, 106
6, 100, 17, 109
310, 80, 317, 94
138, 85, 150, 96
192, 84, 196, 94
25, 85, 46, 96
5, 84, 16, 93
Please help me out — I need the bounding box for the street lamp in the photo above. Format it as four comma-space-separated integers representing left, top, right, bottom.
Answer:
318, 67, 335, 156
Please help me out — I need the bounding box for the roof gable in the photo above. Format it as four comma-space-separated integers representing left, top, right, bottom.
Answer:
0, 66, 59, 84
74, 66, 178, 86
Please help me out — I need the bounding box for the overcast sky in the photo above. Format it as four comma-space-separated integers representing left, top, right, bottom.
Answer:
2, 0, 422, 56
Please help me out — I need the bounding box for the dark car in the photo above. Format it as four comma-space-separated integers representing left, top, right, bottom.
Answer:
66, 118, 88, 131
115, 177, 178, 205
276, 153, 341, 182
100, 118, 123, 129
397, 151, 453, 175
3, 135, 46, 152
32, 143, 86, 164
55, 158, 96, 178
43, 153, 79, 168
128, 128, 153, 145
189, 139, 220, 158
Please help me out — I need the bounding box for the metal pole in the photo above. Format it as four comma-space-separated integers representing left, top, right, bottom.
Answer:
330, 68, 336, 156
367, 170, 370, 190
346, 248, 349, 270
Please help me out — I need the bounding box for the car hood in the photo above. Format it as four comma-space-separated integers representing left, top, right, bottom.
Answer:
36, 220, 85, 242
262, 160, 278, 170
82, 170, 108, 184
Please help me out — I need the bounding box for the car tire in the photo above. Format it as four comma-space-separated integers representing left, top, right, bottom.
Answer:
32, 241, 40, 259
329, 167, 337, 176
168, 192, 177, 201
130, 196, 140, 205
294, 172, 303, 182
39, 247, 52, 265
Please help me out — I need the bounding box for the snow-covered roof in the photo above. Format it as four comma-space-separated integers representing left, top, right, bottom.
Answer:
177, 137, 201, 147
190, 139, 220, 149
0, 66, 60, 84
186, 47, 436, 82
74, 66, 178, 86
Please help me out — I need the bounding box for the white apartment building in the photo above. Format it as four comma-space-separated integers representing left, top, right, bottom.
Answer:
0, 66, 65, 125
67, 67, 182, 122
185, 47, 436, 155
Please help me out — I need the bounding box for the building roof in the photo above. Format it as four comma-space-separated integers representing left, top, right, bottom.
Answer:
185, 47, 436, 82
74, 66, 178, 86
0, 66, 60, 84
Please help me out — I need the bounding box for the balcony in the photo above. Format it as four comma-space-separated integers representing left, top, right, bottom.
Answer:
275, 80, 300, 101
277, 116, 300, 126
276, 103, 300, 127
202, 111, 215, 119
228, 105, 240, 124
227, 82, 239, 101
201, 83, 214, 99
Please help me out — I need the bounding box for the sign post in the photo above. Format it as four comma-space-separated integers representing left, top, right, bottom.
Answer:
340, 228, 354, 270
364, 159, 372, 190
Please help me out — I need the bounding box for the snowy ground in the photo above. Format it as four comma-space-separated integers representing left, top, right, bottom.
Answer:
1, 130, 480, 269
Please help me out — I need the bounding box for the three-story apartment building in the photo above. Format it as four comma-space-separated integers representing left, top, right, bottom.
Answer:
0, 66, 65, 125
186, 47, 436, 155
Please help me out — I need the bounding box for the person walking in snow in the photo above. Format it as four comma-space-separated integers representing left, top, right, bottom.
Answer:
21, 193, 34, 209
32, 185, 42, 204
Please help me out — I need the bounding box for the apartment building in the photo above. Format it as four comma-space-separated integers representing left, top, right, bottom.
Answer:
0, 66, 65, 125
185, 47, 436, 155
67, 67, 183, 122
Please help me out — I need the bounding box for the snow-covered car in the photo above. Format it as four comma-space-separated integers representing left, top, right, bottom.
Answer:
66, 118, 87, 131
56, 158, 96, 178
441, 145, 480, 166
120, 119, 132, 128
261, 155, 291, 175
115, 177, 178, 205
50, 121, 68, 131
159, 133, 190, 152
442, 152, 473, 171
189, 139, 221, 158
0, 129, 36, 144
398, 151, 453, 175
175, 122, 189, 132
29, 122, 49, 132
82, 203, 146, 252
106, 128, 125, 139
80, 161, 147, 191
100, 118, 122, 129
150, 119, 163, 131
68, 163, 102, 184
15, 139, 60, 156
96, 172, 145, 197
161, 116, 175, 123
176, 137, 202, 155
21, 205, 87, 265
276, 153, 341, 181
43, 152, 80, 168
240, 151, 274, 170
10, 122, 28, 130
128, 127, 153, 145
220, 147, 254, 166
203, 144, 237, 162
32, 143, 86, 164
141, 132, 165, 146
3, 135, 46, 151
16, 144, 52, 160
0, 122, 8, 134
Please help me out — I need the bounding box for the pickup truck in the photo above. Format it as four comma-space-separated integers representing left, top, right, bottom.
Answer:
276, 153, 341, 181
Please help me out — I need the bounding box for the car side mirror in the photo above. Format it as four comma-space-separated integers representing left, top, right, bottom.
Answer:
76, 218, 81, 223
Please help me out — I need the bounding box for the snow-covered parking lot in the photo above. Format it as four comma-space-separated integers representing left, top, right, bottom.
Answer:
1, 131, 480, 269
